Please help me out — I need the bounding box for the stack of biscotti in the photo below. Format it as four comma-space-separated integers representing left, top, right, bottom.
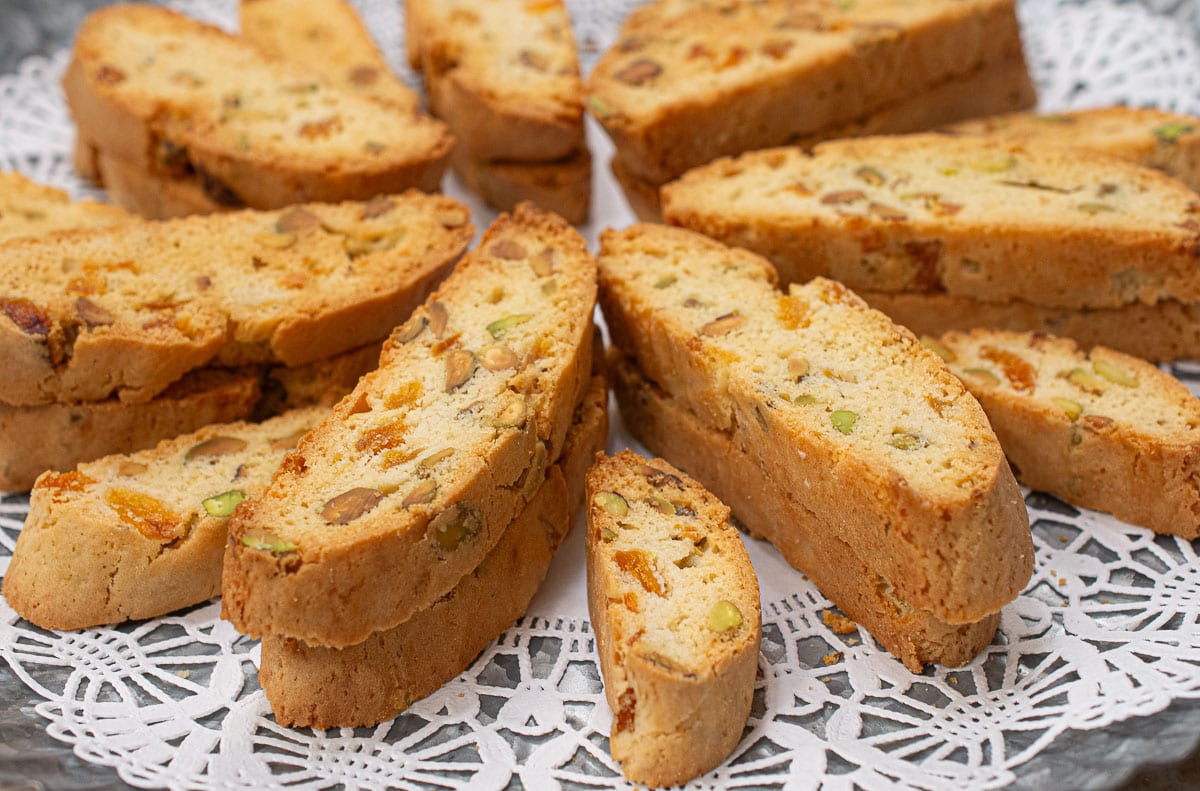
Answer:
223, 204, 599, 726
65, 5, 453, 219
588, 0, 1036, 220
662, 133, 1200, 361
0, 192, 474, 491
599, 223, 1034, 671
405, 0, 592, 224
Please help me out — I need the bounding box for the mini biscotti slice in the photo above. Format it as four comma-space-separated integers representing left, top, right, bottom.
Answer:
661, 135, 1200, 309
945, 106, 1200, 192
257, 373, 608, 729
598, 224, 1032, 626
222, 204, 597, 647
2, 407, 326, 630
63, 5, 452, 210
0, 194, 472, 406
931, 329, 1200, 538
586, 451, 760, 787
0, 171, 130, 243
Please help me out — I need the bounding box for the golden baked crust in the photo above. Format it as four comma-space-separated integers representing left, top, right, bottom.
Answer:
451, 146, 592, 225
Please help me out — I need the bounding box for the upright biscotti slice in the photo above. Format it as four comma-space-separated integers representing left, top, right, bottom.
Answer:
931, 330, 1200, 538
0, 172, 130, 243
0, 194, 472, 406
63, 5, 452, 210
77, 137, 225, 220
945, 107, 1200, 192
451, 147, 593, 226
662, 135, 1200, 309
222, 205, 597, 647
2, 407, 326, 630
598, 224, 1032, 625
587, 0, 1031, 186
257, 373, 608, 728
586, 451, 760, 787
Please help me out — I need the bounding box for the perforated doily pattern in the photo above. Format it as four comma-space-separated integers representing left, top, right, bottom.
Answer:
3, 1, 1200, 790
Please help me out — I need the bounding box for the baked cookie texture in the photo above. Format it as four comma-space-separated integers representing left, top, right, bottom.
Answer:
222, 204, 598, 648
0, 171, 130, 243
586, 450, 760, 787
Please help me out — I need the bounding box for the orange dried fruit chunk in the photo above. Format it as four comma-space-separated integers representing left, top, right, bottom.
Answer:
105, 488, 183, 541
980, 345, 1036, 392
614, 549, 665, 597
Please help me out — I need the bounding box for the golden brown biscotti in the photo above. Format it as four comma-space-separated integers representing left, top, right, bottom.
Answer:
610, 352, 1000, 672
587, 0, 1031, 186
861, 291, 1200, 363
931, 330, 1200, 539
451, 146, 592, 226
78, 137, 223, 219
598, 224, 1032, 625
944, 107, 1200, 193
222, 204, 597, 647
257, 373, 608, 728
662, 135, 1200, 309
63, 5, 452, 210
586, 450, 760, 787
2, 407, 326, 630
0, 171, 130, 243
0, 194, 471, 406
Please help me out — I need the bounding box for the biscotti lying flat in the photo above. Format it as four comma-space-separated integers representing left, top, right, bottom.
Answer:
64, 5, 452, 212
946, 106, 1200, 192
0, 172, 130, 243
0, 194, 471, 406
598, 224, 1032, 647
2, 407, 326, 629
222, 204, 597, 647
586, 451, 759, 786
662, 135, 1200, 309
931, 330, 1200, 538
258, 373, 608, 728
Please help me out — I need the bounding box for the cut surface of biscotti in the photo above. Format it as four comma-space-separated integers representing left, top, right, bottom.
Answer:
932, 329, 1200, 538
661, 134, 1200, 309
0, 171, 130, 243
405, 0, 586, 163
222, 204, 597, 647
598, 223, 1032, 624
0, 193, 472, 406
610, 352, 999, 671
586, 450, 760, 787
2, 407, 326, 630
587, 0, 1030, 185
945, 106, 1200, 193
257, 373, 608, 729
63, 5, 452, 209
451, 147, 592, 225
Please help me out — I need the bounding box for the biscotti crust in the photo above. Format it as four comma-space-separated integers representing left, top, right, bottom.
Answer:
222, 205, 597, 647
451, 147, 592, 225
81, 138, 222, 219
661, 135, 1200, 309
257, 374, 609, 729
598, 224, 1031, 624
937, 330, 1200, 538
0, 171, 130, 243
0, 194, 472, 406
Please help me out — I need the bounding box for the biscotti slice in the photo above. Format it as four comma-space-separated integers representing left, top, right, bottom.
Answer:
451, 147, 592, 226
0, 171, 130, 243
945, 107, 1200, 193
598, 224, 1031, 624
661, 135, 1200, 309
930, 329, 1200, 538
257, 373, 608, 728
0, 194, 472, 406
222, 204, 597, 647
587, 0, 1030, 186
78, 137, 224, 219
63, 5, 452, 210
610, 353, 998, 671
586, 450, 760, 787
2, 407, 326, 630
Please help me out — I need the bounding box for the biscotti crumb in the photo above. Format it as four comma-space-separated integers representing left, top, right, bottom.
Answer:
821, 610, 859, 635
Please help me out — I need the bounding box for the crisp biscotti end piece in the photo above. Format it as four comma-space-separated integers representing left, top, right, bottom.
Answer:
586, 450, 760, 787
2, 407, 326, 629
452, 147, 592, 225
0, 171, 130, 243
935, 329, 1200, 538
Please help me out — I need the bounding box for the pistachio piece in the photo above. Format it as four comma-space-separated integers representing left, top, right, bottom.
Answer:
645, 494, 675, 514
492, 393, 527, 428
76, 297, 116, 329
438, 208, 469, 229
888, 431, 923, 450
593, 491, 629, 516
489, 238, 527, 260
831, 410, 858, 435
820, 190, 865, 205
1093, 358, 1137, 387
600, 526, 618, 542
854, 165, 885, 186
430, 503, 482, 552
968, 155, 1017, 173
418, 448, 455, 468
1051, 396, 1083, 421
479, 344, 519, 371
709, 600, 743, 632
1068, 367, 1106, 394
654, 275, 677, 289
638, 464, 683, 489
614, 58, 662, 85
118, 461, 147, 477
586, 94, 614, 119
202, 489, 245, 517
1077, 202, 1115, 216
961, 367, 1001, 387
321, 487, 384, 524
255, 232, 296, 249
919, 335, 957, 363
275, 207, 321, 233
403, 480, 438, 507
240, 533, 298, 555
444, 349, 477, 392
701, 312, 747, 336
530, 247, 555, 276
788, 354, 811, 380
186, 436, 248, 460
487, 313, 533, 339
868, 202, 907, 221
1154, 122, 1195, 143
427, 301, 449, 338
790, 393, 818, 405
361, 197, 394, 219
393, 314, 427, 344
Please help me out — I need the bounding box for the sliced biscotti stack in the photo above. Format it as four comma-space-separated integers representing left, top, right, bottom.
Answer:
0, 172, 130, 243
257, 373, 608, 728
222, 204, 598, 649
589, 0, 1035, 220
586, 451, 760, 786
2, 407, 326, 629
928, 330, 1200, 538
406, 0, 591, 223
599, 224, 1033, 670
64, 5, 452, 217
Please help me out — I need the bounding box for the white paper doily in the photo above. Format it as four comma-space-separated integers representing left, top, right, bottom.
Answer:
4, 1, 1200, 789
